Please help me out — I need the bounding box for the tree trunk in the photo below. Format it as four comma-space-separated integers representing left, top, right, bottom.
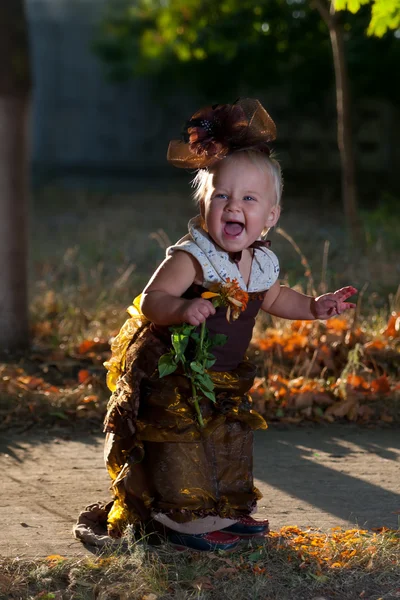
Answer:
313, 0, 364, 246
0, 1, 32, 351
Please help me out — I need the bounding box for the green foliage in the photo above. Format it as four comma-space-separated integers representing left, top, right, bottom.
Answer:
335, 0, 400, 37
362, 193, 400, 252
94, 0, 333, 101
158, 321, 227, 427
94, 0, 400, 104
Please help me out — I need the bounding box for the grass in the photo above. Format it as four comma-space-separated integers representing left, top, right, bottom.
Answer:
1, 182, 398, 430
29, 183, 399, 348
0, 183, 399, 598
0, 526, 398, 600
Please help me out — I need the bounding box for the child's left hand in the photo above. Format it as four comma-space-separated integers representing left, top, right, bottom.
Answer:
312, 286, 358, 320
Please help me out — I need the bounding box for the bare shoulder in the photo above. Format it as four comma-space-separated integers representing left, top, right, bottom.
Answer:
260, 279, 281, 312
144, 249, 203, 297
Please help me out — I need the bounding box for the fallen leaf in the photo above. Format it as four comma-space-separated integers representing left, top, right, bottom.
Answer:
18, 376, 45, 390
78, 340, 97, 354
326, 317, 348, 332
325, 398, 358, 418
382, 311, 400, 337
364, 340, 385, 350
214, 566, 237, 578
380, 412, 394, 423
0, 574, 13, 594
347, 374, 369, 390
192, 576, 213, 590
82, 395, 98, 404
78, 369, 91, 384
370, 375, 391, 394
247, 550, 263, 562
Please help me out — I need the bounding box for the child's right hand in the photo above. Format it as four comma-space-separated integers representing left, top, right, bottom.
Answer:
180, 298, 216, 326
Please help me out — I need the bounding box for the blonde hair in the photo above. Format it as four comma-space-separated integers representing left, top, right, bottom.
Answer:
191, 149, 283, 207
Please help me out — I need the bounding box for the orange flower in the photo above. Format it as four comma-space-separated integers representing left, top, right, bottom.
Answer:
202, 278, 249, 322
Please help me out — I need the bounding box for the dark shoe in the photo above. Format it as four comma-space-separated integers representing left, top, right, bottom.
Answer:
168, 530, 240, 551
222, 516, 270, 538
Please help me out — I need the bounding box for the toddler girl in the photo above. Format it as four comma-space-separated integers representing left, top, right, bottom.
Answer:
101, 99, 356, 551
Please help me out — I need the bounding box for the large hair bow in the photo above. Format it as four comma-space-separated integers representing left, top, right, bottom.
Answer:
167, 98, 277, 169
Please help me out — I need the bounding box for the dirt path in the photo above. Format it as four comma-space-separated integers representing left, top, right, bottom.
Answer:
1, 425, 399, 558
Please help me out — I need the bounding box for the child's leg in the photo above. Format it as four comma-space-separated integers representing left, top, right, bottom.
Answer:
142, 422, 257, 535
152, 513, 237, 534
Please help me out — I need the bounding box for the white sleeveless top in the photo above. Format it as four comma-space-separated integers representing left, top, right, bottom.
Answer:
167, 215, 280, 293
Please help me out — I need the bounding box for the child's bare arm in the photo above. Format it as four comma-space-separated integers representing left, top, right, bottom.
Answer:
261, 281, 357, 320
140, 251, 216, 326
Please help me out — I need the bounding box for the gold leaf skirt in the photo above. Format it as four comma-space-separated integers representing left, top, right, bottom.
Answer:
103, 322, 267, 537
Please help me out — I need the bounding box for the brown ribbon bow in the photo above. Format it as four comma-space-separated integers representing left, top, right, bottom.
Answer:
167, 98, 277, 170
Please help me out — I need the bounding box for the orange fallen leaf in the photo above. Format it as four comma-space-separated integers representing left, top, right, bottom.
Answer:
18, 376, 45, 390
370, 375, 391, 394
46, 554, 66, 567
78, 369, 91, 384
364, 340, 386, 350
326, 317, 348, 332
347, 374, 369, 390
382, 311, 400, 337
82, 395, 98, 404
78, 340, 97, 354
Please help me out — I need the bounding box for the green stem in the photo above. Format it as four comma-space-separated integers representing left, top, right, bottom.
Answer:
196, 320, 207, 369
200, 321, 206, 351
191, 380, 204, 428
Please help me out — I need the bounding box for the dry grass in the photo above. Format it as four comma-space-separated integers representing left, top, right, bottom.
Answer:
1, 183, 398, 430
0, 526, 399, 600
0, 184, 399, 597
31, 183, 399, 345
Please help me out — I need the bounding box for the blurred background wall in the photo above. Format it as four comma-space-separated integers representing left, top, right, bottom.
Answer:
27, 0, 399, 199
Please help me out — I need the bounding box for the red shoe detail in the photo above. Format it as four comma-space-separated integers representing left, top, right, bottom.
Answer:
237, 516, 270, 527
204, 531, 240, 544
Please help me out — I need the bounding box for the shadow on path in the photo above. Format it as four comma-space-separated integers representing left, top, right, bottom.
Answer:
254, 425, 400, 529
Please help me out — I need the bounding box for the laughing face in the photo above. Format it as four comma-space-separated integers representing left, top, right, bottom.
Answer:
200, 154, 280, 253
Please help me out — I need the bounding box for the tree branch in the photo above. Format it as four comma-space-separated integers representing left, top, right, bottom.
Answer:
311, 0, 334, 28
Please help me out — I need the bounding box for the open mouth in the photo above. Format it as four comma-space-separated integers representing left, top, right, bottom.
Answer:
224, 221, 244, 236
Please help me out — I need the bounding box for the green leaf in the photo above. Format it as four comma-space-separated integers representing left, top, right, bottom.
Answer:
195, 373, 215, 391
158, 354, 178, 378
211, 333, 228, 347
333, 0, 348, 9
211, 297, 222, 308
171, 331, 189, 356
201, 389, 217, 403
182, 324, 196, 335
309, 573, 329, 582
347, 0, 362, 13
170, 323, 195, 335
190, 332, 200, 342
49, 411, 68, 421
205, 358, 216, 368
247, 550, 263, 562
190, 361, 204, 373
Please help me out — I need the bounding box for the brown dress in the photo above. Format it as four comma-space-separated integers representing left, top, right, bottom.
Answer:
102, 286, 268, 537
